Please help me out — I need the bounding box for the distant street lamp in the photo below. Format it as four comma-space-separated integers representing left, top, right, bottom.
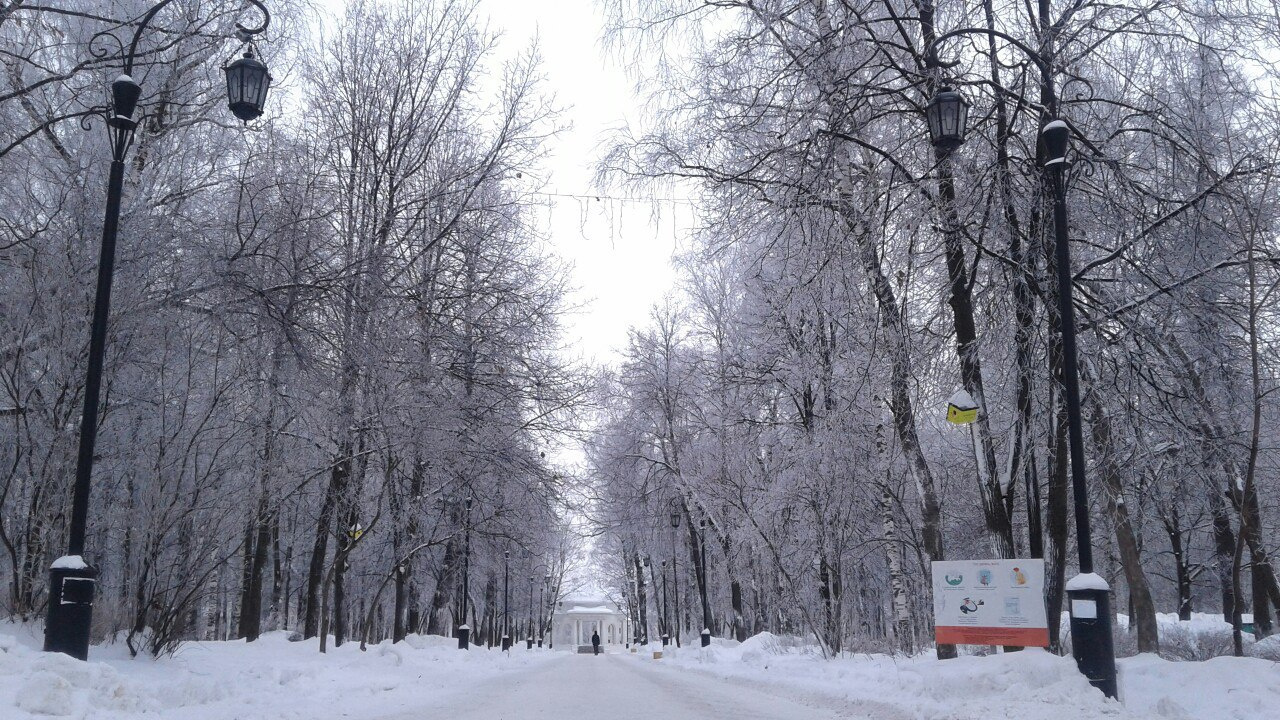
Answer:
542, 573, 552, 648
698, 517, 712, 647
545, 571, 555, 650
502, 550, 512, 651
458, 494, 473, 649
669, 502, 682, 647
926, 25, 1117, 699
44, 0, 273, 662
527, 575, 535, 649
660, 560, 671, 647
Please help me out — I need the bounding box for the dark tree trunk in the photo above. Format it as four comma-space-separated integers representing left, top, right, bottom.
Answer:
818, 552, 839, 653
393, 564, 408, 642
633, 552, 649, 643
235, 519, 254, 637
1044, 388, 1070, 653
333, 546, 348, 647
730, 579, 747, 642
238, 496, 271, 641
407, 579, 420, 634
1206, 467, 1238, 622
304, 449, 349, 638
688, 518, 713, 637
1164, 512, 1193, 621
426, 536, 458, 635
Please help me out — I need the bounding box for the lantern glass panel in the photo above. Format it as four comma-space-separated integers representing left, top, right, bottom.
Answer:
927, 110, 942, 146
941, 101, 959, 137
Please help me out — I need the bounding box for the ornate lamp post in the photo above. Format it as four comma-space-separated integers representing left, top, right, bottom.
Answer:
925, 24, 1117, 699
44, 0, 273, 662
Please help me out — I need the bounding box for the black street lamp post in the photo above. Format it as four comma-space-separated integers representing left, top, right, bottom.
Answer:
458, 495, 473, 649
669, 503, 682, 647
925, 24, 1117, 699
44, 0, 272, 662
527, 575, 535, 649
539, 574, 549, 647
545, 574, 555, 650
699, 517, 712, 648
502, 550, 512, 651
660, 560, 671, 646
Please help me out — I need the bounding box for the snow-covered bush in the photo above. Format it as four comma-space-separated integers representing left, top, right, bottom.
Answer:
1246, 634, 1280, 661
1159, 621, 1246, 661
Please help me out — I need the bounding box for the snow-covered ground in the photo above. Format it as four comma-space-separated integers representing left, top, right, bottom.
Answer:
0, 623, 555, 719
655, 632, 1280, 720
2, 620, 1278, 719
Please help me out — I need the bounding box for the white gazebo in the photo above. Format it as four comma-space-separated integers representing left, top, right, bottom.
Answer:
553, 595, 631, 650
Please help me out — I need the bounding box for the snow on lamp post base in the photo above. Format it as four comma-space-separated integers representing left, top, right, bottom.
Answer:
457, 624, 470, 650
700, 628, 711, 648
1066, 572, 1118, 699
44, 556, 97, 660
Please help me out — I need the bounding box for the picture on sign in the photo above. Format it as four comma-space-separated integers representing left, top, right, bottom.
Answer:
931, 558, 1048, 647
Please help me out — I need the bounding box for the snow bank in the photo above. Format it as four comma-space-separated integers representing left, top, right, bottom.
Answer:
1118, 653, 1280, 719
654, 632, 1280, 720
0, 624, 556, 719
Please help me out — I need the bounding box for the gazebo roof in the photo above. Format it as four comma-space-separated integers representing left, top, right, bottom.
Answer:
564, 604, 616, 614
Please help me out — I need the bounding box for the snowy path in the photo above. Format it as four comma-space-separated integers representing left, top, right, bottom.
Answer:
396, 651, 857, 720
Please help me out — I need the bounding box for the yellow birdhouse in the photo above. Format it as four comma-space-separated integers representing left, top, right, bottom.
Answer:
946, 389, 979, 425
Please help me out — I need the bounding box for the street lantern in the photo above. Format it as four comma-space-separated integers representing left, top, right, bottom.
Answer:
1041, 119, 1070, 167
670, 506, 682, 528
224, 48, 272, 122
110, 75, 142, 124
926, 86, 969, 152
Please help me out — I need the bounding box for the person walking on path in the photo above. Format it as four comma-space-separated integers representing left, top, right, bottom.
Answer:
591, 630, 601, 655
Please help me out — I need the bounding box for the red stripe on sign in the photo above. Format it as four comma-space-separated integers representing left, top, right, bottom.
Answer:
936, 626, 1049, 647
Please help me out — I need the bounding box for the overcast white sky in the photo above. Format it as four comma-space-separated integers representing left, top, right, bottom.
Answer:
473, 0, 688, 365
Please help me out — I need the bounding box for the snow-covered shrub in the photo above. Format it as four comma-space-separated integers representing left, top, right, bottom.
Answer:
1159, 621, 1243, 661
1246, 634, 1280, 661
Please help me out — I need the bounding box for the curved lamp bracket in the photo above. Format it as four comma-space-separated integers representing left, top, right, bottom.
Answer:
88, 0, 272, 76
925, 28, 1049, 76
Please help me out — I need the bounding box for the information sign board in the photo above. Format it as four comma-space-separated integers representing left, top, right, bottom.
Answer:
931, 559, 1048, 647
